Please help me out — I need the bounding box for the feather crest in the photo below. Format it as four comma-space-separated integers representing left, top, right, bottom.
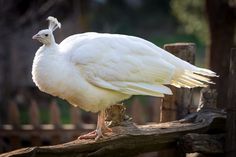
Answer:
47, 16, 61, 32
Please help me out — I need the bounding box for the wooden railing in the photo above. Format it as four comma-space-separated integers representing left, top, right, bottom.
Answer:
0, 88, 226, 157
0, 97, 165, 153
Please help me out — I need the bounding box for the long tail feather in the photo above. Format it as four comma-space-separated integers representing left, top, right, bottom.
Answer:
171, 67, 217, 88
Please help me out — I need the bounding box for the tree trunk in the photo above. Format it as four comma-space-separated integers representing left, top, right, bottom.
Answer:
73, 0, 90, 32
205, 0, 236, 109
225, 49, 236, 157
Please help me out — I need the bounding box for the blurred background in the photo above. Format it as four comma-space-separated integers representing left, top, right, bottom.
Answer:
0, 0, 235, 155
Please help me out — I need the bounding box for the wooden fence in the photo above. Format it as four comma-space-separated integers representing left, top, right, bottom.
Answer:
0, 97, 166, 153
0, 88, 226, 157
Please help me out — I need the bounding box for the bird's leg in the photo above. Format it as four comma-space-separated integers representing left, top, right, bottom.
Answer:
78, 109, 112, 140
78, 112, 101, 140
95, 109, 112, 140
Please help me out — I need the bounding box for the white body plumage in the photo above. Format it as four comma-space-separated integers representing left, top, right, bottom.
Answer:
32, 20, 216, 113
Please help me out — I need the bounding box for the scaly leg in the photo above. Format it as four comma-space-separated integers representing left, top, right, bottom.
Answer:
78, 109, 112, 140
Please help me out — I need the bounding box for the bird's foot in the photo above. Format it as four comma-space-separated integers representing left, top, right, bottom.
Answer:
78, 130, 97, 140
78, 126, 112, 141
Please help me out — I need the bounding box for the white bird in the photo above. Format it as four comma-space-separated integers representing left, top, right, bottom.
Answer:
32, 16, 217, 140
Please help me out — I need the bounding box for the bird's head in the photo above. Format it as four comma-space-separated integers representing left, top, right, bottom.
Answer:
32, 29, 53, 45
32, 16, 61, 46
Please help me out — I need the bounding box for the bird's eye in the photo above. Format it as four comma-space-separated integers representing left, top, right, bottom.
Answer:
45, 34, 48, 37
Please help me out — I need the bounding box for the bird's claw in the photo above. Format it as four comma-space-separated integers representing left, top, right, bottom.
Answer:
78, 127, 112, 141
78, 130, 97, 140
95, 130, 104, 141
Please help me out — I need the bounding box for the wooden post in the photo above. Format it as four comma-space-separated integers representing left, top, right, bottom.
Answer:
131, 98, 145, 124
226, 48, 236, 157
50, 100, 61, 144
7, 101, 21, 150
160, 43, 195, 122
8, 101, 20, 129
197, 87, 217, 111
159, 43, 195, 157
188, 87, 221, 157
150, 97, 161, 123
29, 100, 41, 146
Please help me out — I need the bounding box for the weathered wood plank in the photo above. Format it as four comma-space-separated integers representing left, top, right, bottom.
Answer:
0, 110, 226, 157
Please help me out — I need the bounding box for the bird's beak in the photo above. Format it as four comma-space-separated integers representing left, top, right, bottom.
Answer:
32, 33, 40, 40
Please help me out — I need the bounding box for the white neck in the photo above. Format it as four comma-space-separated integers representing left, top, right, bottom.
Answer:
44, 35, 56, 46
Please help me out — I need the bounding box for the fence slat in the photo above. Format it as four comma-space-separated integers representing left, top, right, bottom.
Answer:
29, 99, 40, 129
8, 101, 20, 129
50, 100, 61, 128
70, 106, 81, 128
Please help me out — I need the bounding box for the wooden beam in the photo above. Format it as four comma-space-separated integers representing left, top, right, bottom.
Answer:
0, 109, 226, 157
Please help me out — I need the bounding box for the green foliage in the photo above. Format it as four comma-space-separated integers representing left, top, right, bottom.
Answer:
19, 108, 29, 124
56, 99, 71, 124
170, 0, 209, 44
39, 108, 50, 124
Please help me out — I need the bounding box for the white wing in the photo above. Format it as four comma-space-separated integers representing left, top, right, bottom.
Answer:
60, 33, 175, 97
